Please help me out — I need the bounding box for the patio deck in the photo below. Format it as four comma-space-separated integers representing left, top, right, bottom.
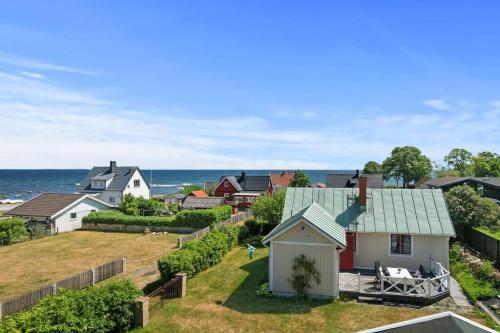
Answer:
339, 258, 451, 304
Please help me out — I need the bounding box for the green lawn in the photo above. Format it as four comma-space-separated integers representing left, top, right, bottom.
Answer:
476, 228, 500, 240
134, 246, 480, 333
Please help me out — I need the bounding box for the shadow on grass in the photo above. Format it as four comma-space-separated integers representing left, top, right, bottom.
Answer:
222, 255, 330, 314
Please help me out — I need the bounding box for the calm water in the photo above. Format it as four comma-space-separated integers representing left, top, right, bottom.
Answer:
0, 169, 356, 200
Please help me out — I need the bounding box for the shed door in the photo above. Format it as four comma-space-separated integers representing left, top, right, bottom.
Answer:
339, 233, 356, 271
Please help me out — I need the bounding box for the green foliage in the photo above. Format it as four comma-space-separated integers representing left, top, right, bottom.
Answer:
436, 168, 461, 178
445, 185, 500, 239
250, 190, 286, 228
157, 226, 244, 281
472, 151, 500, 177
167, 203, 179, 214
119, 194, 164, 216
444, 148, 473, 176
182, 184, 203, 195
83, 205, 231, 229
255, 282, 272, 298
0, 218, 27, 245
244, 217, 275, 236
0, 280, 141, 333
363, 161, 382, 174
449, 243, 497, 302
287, 254, 321, 299
289, 170, 310, 187
381, 146, 432, 187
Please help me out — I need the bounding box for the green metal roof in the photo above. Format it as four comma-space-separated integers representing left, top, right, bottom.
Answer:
262, 202, 346, 246
281, 188, 456, 237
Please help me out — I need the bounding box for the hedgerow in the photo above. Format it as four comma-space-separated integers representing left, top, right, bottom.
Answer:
157, 225, 244, 281
0, 280, 141, 333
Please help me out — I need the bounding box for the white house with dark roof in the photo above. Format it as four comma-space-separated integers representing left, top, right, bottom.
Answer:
5, 193, 113, 233
77, 161, 150, 205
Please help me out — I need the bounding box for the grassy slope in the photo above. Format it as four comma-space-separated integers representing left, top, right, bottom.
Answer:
135, 246, 455, 333
0, 231, 179, 299
476, 228, 500, 240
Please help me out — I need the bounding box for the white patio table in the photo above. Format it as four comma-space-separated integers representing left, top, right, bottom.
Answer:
386, 267, 412, 280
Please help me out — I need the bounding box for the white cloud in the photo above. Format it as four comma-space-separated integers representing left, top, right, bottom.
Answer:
273, 108, 318, 119
0, 53, 97, 75
18, 71, 45, 79
423, 99, 451, 111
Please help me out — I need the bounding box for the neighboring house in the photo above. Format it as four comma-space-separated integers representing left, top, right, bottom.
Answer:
263, 176, 455, 298
425, 177, 500, 202
188, 190, 209, 197
5, 193, 113, 234
326, 170, 384, 188
214, 171, 272, 209
164, 192, 187, 205
359, 311, 496, 333
77, 161, 150, 205
270, 172, 295, 189
181, 196, 226, 210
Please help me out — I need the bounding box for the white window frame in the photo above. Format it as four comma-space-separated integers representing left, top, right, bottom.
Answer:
109, 197, 115, 204
224, 193, 230, 199
388, 234, 413, 257
70, 212, 77, 220
134, 179, 140, 187
224, 181, 229, 188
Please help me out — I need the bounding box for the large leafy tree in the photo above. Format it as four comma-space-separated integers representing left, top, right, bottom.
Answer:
182, 184, 203, 195
381, 146, 432, 188
363, 161, 382, 174
444, 148, 473, 176
472, 151, 500, 177
289, 170, 310, 187
250, 190, 286, 227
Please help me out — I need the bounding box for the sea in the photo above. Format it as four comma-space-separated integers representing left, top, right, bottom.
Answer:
0, 169, 358, 200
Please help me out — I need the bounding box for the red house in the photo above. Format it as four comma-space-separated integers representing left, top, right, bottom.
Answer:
214, 171, 272, 210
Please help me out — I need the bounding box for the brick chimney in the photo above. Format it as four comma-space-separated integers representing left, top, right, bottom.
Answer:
110, 161, 117, 172
359, 175, 367, 211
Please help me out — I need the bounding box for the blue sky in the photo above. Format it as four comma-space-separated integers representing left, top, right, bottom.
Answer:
0, 1, 499, 169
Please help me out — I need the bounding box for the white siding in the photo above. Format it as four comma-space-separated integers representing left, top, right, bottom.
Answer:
53, 197, 111, 233
123, 170, 150, 200
98, 190, 123, 206
354, 233, 450, 271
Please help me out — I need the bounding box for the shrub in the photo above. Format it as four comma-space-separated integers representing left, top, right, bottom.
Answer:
120, 194, 164, 216
83, 210, 176, 227
175, 205, 231, 229
250, 190, 286, 228
255, 282, 272, 298
244, 217, 275, 236
158, 226, 244, 281
0, 218, 27, 245
0, 280, 141, 332
287, 254, 321, 299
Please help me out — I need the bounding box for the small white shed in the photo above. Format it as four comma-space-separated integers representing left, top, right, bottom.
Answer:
5, 193, 113, 234
262, 203, 347, 298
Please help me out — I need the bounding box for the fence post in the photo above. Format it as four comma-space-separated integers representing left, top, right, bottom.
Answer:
380, 276, 384, 292
133, 296, 150, 328
177, 237, 182, 248
91, 268, 96, 285
427, 279, 431, 297
175, 272, 187, 298
357, 273, 361, 293
52, 284, 57, 295
122, 257, 127, 273
0, 302, 3, 320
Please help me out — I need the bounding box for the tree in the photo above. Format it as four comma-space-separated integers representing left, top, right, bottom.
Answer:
250, 190, 286, 227
436, 168, 461, 178
472, 151, 500, 177
381, 146, 432, 188
182, 184, 203, 195
287, 254, 321, 300
119, 194, 163, 216
289, 170, 310, 187
363, 161, 382, 174
445, 185, 486, 240
0, 218, 27, 245
444, 148, 473, 176
119, 194, 140, 215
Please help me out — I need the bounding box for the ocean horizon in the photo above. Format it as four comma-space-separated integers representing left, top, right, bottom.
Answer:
0, 169, 360, 200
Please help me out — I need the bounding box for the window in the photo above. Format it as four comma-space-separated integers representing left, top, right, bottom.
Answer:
134, 179, 140, 187
390, 234, 412, 255
224, 193, 230, 199
246, 197, 254, 203
224, 181, 229, 187
70, 212, 77, 219
109, 197, 115, 204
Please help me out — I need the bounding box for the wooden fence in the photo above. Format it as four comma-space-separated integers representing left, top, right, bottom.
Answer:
464, 227, 499, 265
177, 211, 252, 247
147, 274, 184, 317
0, 258, 126, 319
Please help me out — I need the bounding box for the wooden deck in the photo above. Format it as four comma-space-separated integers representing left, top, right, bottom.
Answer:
339, 259, 451, 304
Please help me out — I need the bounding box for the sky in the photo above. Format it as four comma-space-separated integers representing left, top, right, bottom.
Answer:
0, 1, 499, 169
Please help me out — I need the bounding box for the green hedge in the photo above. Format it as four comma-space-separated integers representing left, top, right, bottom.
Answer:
82, 205, 232, 230
0, 280, 141, 333
157, 226, 243, 281
244, 217, 275, 236
0, 218, 28, 245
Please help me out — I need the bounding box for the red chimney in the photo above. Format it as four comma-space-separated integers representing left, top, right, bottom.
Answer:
359, 175, 367, 210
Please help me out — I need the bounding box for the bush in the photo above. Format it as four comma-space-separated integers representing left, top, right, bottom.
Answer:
120, 194, 164, 216
83, 210, 176, 227
175, 205, 231, 229
255, 282, 272, 298
250, 190, 285, 228
0, 280, 141, 332
158, 226, 245, 281
287, 254, 321, 299
244, 217, 275, 236
0, 218, 27, 245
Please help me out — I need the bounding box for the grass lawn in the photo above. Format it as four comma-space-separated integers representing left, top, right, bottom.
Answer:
0, 231, 179, 299
133, 246, 491, 333
476, 227, 500, 240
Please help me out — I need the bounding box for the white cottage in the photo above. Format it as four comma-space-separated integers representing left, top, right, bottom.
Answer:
77, 161, 150, 205
263, 176, 456, 299
5, 193, 113, 233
